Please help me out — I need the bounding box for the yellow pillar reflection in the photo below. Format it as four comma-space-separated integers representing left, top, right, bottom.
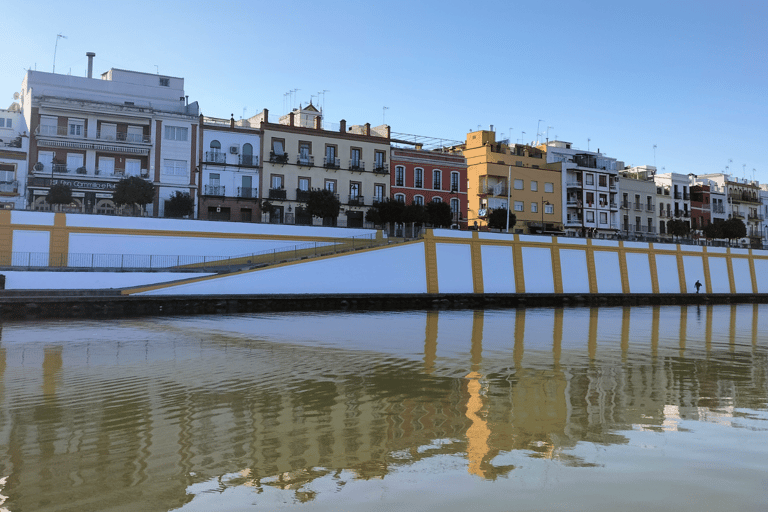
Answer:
705, 305, 713, 356
679, 305, 687, 357
465, 309, 489, 478
42, 346, 63, 396
588, 308, 598, 362
553, 308, 563, 370
424, 311, 438, 374
621, 307, 630, 362
752, 304, 758, 348
651, 307, 660, 360
514, 309, 525, 370
729, 304, 737, 352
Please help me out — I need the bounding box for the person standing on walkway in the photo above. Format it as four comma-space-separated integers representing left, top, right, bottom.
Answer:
695, 280, 702, 293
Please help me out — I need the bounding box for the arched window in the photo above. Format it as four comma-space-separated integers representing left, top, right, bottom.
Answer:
413, 195, 424, 206
450, 171, 460, 192
210, 140, 221, 150
414, 168, 424, 188
394, 193, 406, 203
432, 196, 442, 203
242, 143, 255, 166
208, 140, 222, 163
395, 166, 405, 187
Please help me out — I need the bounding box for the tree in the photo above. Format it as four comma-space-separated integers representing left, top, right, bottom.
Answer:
667, 219, 690, 242
425, 201, 452, 228
367, 198, 405, 233
487, 208, 516, 231
701, 221, 722, 242
165, 191, 194, 218
402, 202, 426, 226
113, 176, 154, 216
720, 217, 746, 246
307, 188, 341, 224
46, 183, 72, 211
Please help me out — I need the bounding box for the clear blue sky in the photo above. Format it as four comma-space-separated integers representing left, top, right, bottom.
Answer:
3, 0, 766, 180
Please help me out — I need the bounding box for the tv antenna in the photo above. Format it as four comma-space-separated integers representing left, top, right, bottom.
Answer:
587, 138, 591, 151
383, 106, 389, 125
653, 144, 657, 168
520, 131, 526, 144
536, 119, 543, 144
546, 126, 553, 145
52, 33, 67, 73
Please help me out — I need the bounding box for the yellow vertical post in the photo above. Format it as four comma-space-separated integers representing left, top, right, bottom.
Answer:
0, 210, 11, 266
512, 236, 525, 294
49, 213, 69, 268
423, 229, 439, 294
470, 232, 484, 294
676, 244, 687, 293
551, 241, 563, 294
648, 244, 660, 294
726, 249, 736, 294
585, 240, 598, 294
702, 249, 712, 294
513, 308, 525, 369
618, 242, 630, 294
748, 250, 758, 293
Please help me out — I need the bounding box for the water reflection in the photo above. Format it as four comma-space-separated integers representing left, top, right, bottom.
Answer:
0, 305, 766, 511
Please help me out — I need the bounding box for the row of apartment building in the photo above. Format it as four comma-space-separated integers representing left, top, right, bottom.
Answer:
0, 58, 765, 244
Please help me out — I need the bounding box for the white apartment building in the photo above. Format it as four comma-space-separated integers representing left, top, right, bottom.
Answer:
199, 115, 261, 222
618, 166, 657, 240
0, 107, 29, 210
20, 55, 199, 217
543, 141, 619, 237
654, 172, 691, 238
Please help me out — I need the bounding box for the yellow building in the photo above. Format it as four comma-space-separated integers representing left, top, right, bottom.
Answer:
460, 130, 562, 233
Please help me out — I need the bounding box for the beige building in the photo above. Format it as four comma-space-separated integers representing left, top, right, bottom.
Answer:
618, 166, 657, 240
461, 130, 562, 233
257, 104, 390, 227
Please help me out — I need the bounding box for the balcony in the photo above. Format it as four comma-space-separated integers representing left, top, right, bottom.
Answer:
97, 130, 151, 144
372, 196, 384, 205
732, 211, 745, 219
609, 182, 618, 191
566, 180, 583, 189
268, 188, 286, 200
565, 215, 582, 225
567, 199, 582, 208
324, 156, 341, 169
348, 195, 365, 206
634, 202, 643, 211
674, 192, 682, 199
269, 151, 289, 164
683, 192, 690, 200
0, 180, 19, 194
373, 162, 389, 174
349, 160, 365, 172
620, 201, 629, 209
205, 151, 227, 164
487, 186, 508, 196
36, 125, 77, 137
237, 187, 258, 198
204, 185, 225, 196
295, 189, 310, 202
94, 168, 149, 178
748, 213, 764, 221
713, 205, 726, 214
240, 154, 259, 167
296, 155, 314, 167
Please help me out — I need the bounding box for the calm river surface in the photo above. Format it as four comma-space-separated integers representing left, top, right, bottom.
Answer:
1, 305, 767, 511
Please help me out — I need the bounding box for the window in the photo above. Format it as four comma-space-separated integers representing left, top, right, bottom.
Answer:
159, 77, 170, 87
414, 195, 424, 206
530, 181, 538, 192
350, 147, 362, 169
66, 153, 84, 172
450, 198, 459, 216
349, 182, 360, 199
242, 143, 255, 166
374, 150, 386, 170
298, 177, 310, 191
599, 175, 607, 187
0, 164, 15, 183
164, 125, 188, 141
271, 175, 284, 189
68, 118, 84, 137
514, 179, 524, 190
600, 212, 608, 224
585, 174, 594, 185
514, 201, 524, 212
126, 159, 141, 176
395, 165, 405, 186
451, 172, 460, 192
544, 203, 554, 214
545, 182, 554, 193
241, 176, 253, 197
325, 145, 338, 167
531, 202, 538, 213
40, 116, 58, 136
432, 196, 442, 203
0, 118, 11, 128
163, 159, 187, 175
374, 184, 384, 203
37, 151, 54, 169
433, 170, 442, 190
127, 126, 144, 143
298, 141, 311, 164
100, 123, 116, 140
415, 168, 424, 188
586, 192, 594, 205
210, 140, 221, 151
394, 193, 405, 203
97, 156, 115, 174
324, 180, 336, 193
209, 173, 221, 186
586, 211, 595, 222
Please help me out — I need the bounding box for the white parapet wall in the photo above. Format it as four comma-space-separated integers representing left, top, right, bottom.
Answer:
123, 229, 768, 296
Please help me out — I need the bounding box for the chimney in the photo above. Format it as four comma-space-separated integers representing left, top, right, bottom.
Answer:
386, 125, 390, 139
340, 119, 346, 133
263, 108, 269, 124
86, 52, 95, 78
230, 114, 235, 128
314, 115, 322, 130
289, 111, 295, 127
365, 123, 370, 136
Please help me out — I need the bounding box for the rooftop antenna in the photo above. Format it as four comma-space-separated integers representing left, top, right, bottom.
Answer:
546, 126, 553, 145
318, 89, 328, 117
52, 33, 67, 73
653, 144, 657, 168
383, 106, 389, 125
242, 107, 247, 120
752, 168, 756, 181
520, 131, 526, 144
742, 164, 746, 179
508, 127, 513, 145
536, 119, 543, 144
292, 89, 299, 110
727, 158, 732, 174
587, 138, 591, 151
155, 65, 159, 74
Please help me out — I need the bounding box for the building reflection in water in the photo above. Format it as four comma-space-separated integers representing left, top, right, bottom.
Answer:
0, 304, 766, 510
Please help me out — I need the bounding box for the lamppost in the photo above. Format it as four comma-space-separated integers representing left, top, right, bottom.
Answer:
541, 196, 551, 234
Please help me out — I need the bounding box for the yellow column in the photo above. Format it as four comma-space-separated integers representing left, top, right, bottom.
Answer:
702, 249, 712, 294
512, 237, 525, 294
551, 242, 563, 294
726, 249, 736, 294
585, 241, 598, 294
648, 245, 660, 294
618, 242, 630, 294
676, 244, 687, 293
49, 212, 69, 267
423, 230, 439, 294
470, 232, 484, 294
748, 250, 758, 293
0, 210, 11, 266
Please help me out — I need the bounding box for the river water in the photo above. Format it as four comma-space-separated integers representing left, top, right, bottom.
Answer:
0, 305, 766, 511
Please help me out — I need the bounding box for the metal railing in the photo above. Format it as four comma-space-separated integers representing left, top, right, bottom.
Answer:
324, 156, 341, 169
348, 195, 364, 206
204, 185, 225, 195
296, 155, 314, 166
205, 151, 227, 163
349, 159, 365, 171
237, 187, 257, 198
0, 181, 19, 193
96, 130, 151, 143
373, 162, 389, 173
240, 154, 259, 166
0, 233, 384, 271
268, 188, 287, 199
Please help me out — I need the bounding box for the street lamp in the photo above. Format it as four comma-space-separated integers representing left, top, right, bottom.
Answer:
541, 196, 551, 234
